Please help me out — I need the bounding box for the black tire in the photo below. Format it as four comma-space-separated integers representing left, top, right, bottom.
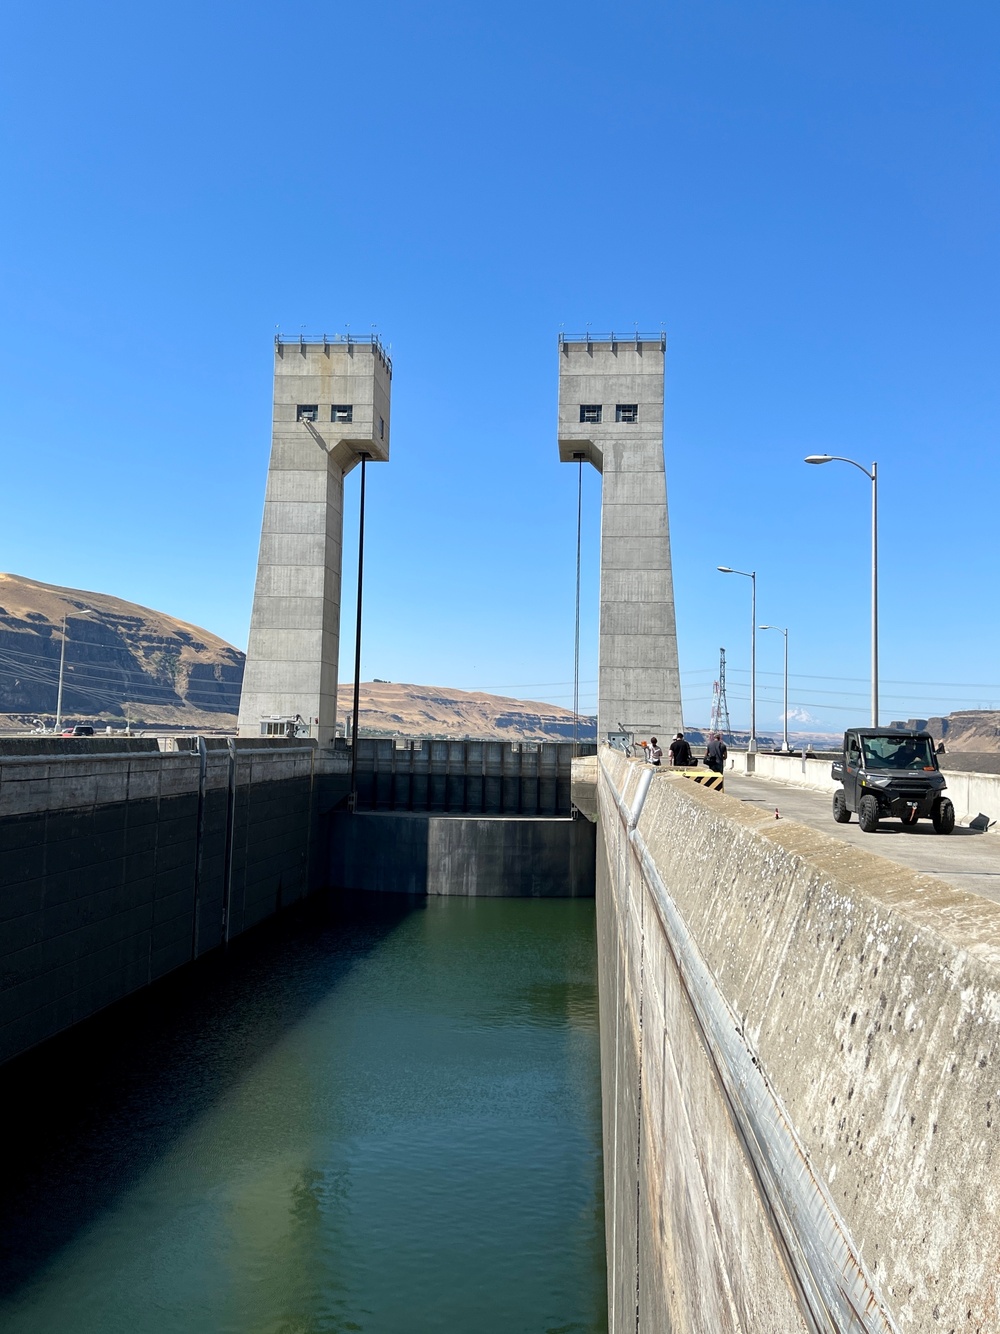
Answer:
900, 807, 919, 827
832, 790, 851, 824
932, 797, 955, 834
858, 794, 880, 833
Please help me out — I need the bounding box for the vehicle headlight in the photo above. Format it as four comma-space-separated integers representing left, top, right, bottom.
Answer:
864, 775, 891, 787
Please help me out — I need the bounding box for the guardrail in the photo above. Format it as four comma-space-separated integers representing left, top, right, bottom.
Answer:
274, 331, 392, 372
558, 330, 666, 349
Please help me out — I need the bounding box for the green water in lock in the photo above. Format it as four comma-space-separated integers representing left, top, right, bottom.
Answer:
0, 896, 607, 1334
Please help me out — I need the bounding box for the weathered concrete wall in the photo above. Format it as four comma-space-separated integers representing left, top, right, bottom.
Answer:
329, 812, 595, 897
0, 739, 349, 1065
597, 746, 1000, 1332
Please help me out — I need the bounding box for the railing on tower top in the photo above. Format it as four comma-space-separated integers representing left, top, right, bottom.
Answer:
558, 330, 666, 350
274, 332, 392, 374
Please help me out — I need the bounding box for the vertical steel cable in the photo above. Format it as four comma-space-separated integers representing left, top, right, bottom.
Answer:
350, 454, 368, 810
573, 458, 583, 755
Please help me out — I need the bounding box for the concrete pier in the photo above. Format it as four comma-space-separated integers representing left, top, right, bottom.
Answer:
238, 335, 392, 744
558, 333, 682, 745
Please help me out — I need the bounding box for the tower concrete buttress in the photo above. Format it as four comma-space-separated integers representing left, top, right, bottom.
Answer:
238, 335, 391, 743
558, 333, 682, 745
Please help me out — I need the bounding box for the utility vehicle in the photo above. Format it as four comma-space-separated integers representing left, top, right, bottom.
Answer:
830, 728, 954, 834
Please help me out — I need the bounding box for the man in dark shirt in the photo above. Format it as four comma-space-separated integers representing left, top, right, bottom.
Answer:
669, 732, 693, 767
705, 733, 728, 773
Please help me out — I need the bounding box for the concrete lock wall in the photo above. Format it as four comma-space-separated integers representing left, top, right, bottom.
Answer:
329, 812, 596, 897
596, 746, 1000, 1333
0, 738, 349, 1066
351, 737, 588, 816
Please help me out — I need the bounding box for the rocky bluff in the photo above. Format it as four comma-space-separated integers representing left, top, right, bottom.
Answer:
0, 572, 244, 730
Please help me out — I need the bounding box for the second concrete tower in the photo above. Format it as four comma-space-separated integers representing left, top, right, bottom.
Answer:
558, 333, 682, 745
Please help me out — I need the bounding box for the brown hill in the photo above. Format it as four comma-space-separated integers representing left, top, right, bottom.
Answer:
0, 573, 595, 741
0, 572, 243, 731
338, 681, 596, 742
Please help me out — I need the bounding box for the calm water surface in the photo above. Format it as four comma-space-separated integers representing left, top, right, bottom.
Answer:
0, 894, 607, 1334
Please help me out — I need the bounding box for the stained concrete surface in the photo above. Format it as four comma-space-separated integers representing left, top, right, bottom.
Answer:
725, 771, 1000, 902
598, 750, 1000, 1330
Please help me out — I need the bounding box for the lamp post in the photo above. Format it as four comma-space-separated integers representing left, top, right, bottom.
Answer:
805, 454, 878, 726
759, 625, 789, 753
55, 608, 95, 733
717, 566, 757, 753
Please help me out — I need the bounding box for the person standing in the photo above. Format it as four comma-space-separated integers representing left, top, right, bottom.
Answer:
648, 737, 663, 766
669, 732, 693, 767
705, 732, 728, 773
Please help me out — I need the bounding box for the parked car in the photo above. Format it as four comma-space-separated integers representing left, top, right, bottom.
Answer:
61, 724, 95, 737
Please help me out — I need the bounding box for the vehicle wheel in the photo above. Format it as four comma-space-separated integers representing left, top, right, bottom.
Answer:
832, 790, 851, 823
932, 798, 955, 834
900, 807, 919, 827
858, 795, 880, 833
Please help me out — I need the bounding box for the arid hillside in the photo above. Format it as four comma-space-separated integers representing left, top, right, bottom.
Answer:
0, 573, 597, 740
338, 681, 596, 742
0, 573, 243, 731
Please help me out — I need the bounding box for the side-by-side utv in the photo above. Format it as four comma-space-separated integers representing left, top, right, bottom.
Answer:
830, 728, 955, 834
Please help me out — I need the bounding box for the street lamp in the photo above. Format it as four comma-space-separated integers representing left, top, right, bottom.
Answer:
759, 625, 789, 753
717, 566, 757, 753
805, 454, 878, 726
55, 608, 95, 733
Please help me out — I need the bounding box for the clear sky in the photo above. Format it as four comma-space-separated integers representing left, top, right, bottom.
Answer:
2, 1, 998, 735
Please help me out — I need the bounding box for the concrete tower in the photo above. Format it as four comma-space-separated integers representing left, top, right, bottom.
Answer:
238, 335, 391, 743
558, 332, 682, 744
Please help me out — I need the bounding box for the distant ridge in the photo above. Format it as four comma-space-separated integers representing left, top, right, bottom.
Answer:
0, 573, 598, 740
337, 680, 596, 743
0, 573, 243, 730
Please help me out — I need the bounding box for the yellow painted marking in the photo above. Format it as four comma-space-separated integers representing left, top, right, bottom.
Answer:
672, 768, 724, 792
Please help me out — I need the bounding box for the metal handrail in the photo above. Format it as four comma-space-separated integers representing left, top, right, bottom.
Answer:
559, 330, 666, 349
275, 331, 392, 373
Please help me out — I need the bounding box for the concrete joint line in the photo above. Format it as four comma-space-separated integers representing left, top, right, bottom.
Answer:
630, 820, 899, 1334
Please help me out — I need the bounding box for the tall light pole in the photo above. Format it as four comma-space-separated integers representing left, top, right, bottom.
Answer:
717, 566, 757, 753
760, 625, 789, 753
55, 608, 95, 733
805, 454, 878, 726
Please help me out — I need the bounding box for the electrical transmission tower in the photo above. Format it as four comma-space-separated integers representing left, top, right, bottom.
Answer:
710, 647, 733, 744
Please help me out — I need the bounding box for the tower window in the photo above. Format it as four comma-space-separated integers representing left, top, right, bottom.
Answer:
580, 405, 602, 424
379, 416, 385, 439
616, 404, 638, 423
296, 404, 318, 422
332, 404, 353, 423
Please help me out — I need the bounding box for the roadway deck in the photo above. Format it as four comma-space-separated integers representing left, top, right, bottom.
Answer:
724, 771, 1000, 904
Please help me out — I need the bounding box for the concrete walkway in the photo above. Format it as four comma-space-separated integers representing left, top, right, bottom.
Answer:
724, 772, 1000, 904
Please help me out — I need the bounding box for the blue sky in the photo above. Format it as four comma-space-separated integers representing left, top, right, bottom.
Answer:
2, 1, 998, 734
